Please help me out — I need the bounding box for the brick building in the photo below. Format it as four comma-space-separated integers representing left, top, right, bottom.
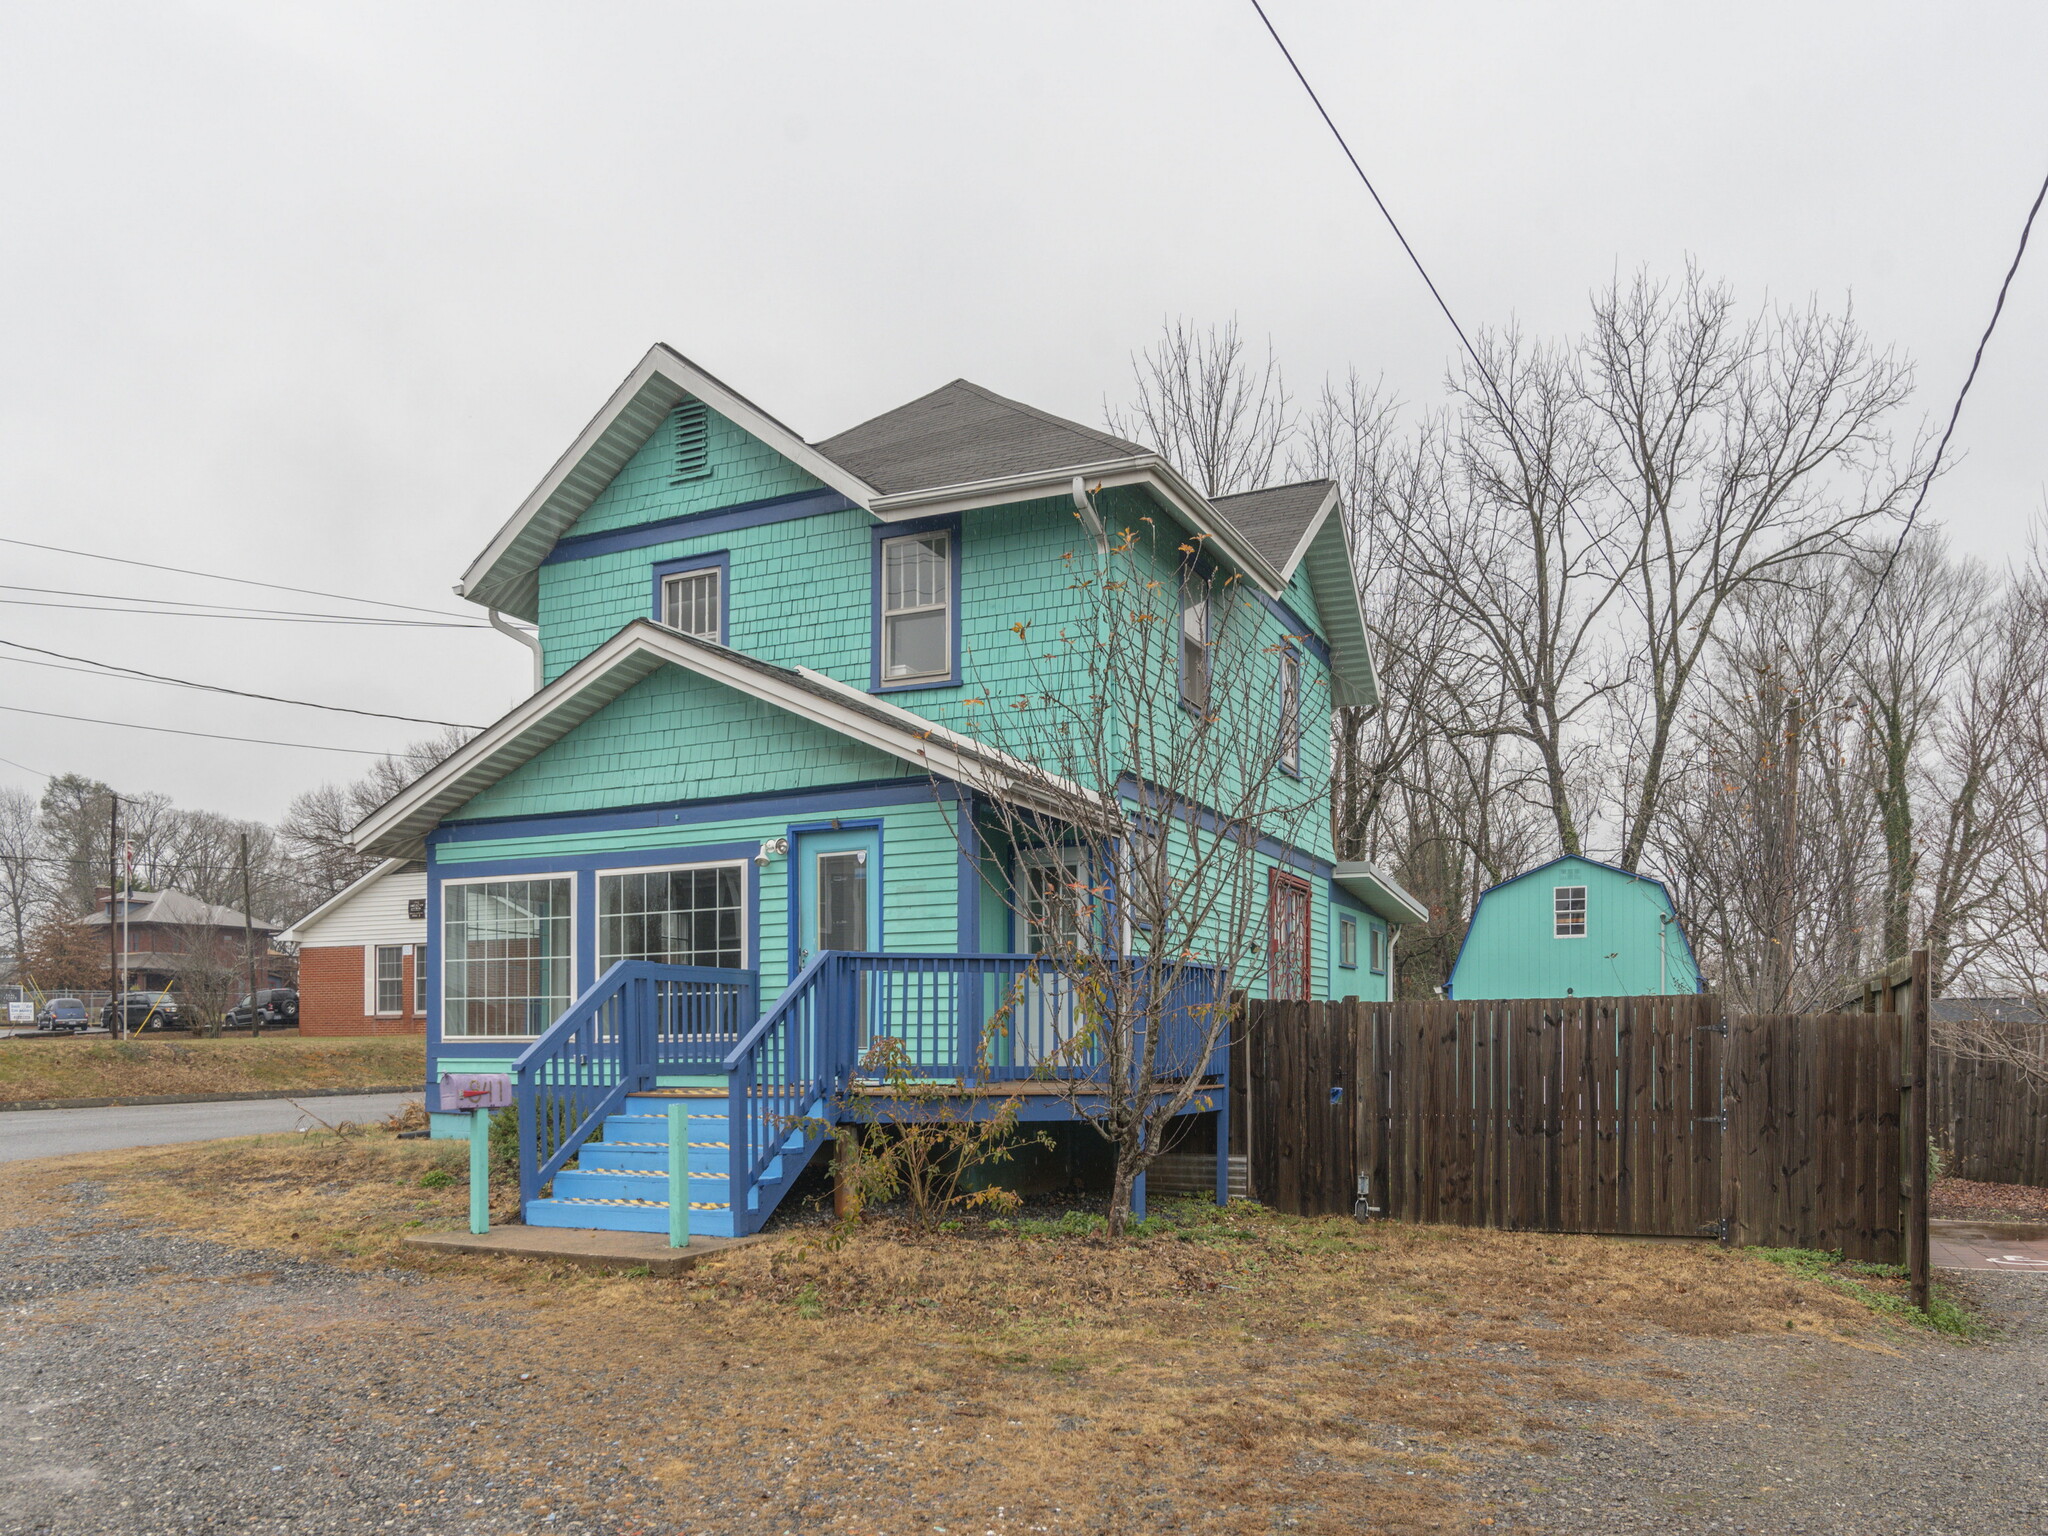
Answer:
81, 888, 290, 995
279, 860, 428, 1036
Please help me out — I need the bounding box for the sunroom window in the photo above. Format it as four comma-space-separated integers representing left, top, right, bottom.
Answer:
880, 532, 951, 683
442, 878, 573, 1038
599, 865, 745, 970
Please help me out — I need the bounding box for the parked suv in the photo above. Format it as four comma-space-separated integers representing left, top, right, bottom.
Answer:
34, 998, 91, 1034
223, 989, 298, 1029
102, 992, 182, 1032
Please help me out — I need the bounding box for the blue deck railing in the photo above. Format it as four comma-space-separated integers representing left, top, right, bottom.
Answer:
511, 961, 758, 1205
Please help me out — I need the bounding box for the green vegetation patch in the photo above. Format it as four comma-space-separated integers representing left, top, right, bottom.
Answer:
1751, 1246, 1986, 1339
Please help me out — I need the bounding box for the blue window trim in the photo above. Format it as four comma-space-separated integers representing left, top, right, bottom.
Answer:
1337, 913, 1358, 970
650, 550, 730, 644
1276, 644, 1303, 779
870, 513, 963, 693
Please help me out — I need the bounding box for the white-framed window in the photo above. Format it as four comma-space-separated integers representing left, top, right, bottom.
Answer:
598, 862, 746, 970
879, 531, 951, 683
371, 944, 405, 1015
1369, 925, 1388, 975
1338, 914, 1358, 969
442, 876, 575, 1039
1018, 848, 1088, 956
1277, 650, 1301, 774
1179, 570, 1210, 710
413, 943, 428, 1016
661, 566, 722, 640
1555, 885, 1587, 938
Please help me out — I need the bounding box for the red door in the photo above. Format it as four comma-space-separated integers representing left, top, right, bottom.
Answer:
1267, 872, 1313, 1000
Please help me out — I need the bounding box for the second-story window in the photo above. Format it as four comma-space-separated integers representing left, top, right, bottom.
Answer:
880, 531, 951, 683
1179, 570, 1210, 710
1277, 650, 1301, 775
662, 566, 722, 640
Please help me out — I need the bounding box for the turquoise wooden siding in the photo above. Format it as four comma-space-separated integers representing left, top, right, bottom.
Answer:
566, 406, 824, 538
456, 669, 906, 822
1448, 856, 1701, 1000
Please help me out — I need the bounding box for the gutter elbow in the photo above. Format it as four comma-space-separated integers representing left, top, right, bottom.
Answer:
488, 608, 545, 694
1071, 476, 1109, 556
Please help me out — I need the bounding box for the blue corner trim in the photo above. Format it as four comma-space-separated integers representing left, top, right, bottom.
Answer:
649, 550, 730, 644
870, 512, 964, 693
542, 488, 858, 566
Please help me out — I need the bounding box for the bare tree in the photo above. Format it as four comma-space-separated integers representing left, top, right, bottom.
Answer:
279, 726, 473, 906
1591, 266, 1922, 871
950, 513, 1321, 1234
1105, 317, 1295, 496
0, 787, 39, 984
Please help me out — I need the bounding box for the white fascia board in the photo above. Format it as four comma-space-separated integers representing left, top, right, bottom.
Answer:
1334, 860, 1428, 926
1275, 484, 1343, 585
457, 344, 879, 619
351, 622, 1097, 857
870, 456, 1291, 597
278, 857, 409, 943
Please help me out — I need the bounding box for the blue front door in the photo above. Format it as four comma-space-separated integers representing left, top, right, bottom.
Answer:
793, 827, 880, 968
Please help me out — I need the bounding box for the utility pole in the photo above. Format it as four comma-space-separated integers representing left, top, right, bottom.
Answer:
106, 793, 120, 1038
241, 832, 260, 1041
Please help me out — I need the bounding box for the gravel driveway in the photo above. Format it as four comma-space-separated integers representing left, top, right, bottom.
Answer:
5, 1178, 2043, 1535
1494, 1271, 2048, 1534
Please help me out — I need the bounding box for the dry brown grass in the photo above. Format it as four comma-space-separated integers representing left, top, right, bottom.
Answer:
11, 1132, 1911, 1536
0, 1034, 424, 1102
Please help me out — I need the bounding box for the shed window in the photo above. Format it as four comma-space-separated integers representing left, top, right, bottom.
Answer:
661, 566, 722, 640
373, 945, 404, 1015
1338, 914, 1358, 969
671, 400, 711, 482
1555, 885, 1587, 938
880, 532, 951, 683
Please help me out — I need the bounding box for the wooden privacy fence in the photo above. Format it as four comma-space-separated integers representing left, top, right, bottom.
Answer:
1243, 992, 1925, 1266
1931, 1034, 2048, 1187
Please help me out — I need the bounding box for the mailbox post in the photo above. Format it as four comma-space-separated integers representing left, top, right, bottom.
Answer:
438, 1073, 512, 1237
668, 1100, 690, 1249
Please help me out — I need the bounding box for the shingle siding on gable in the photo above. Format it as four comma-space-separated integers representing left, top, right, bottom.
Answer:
564, 406, 824, 540
452, 668, 906, 822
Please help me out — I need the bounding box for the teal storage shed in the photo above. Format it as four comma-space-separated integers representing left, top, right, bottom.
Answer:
1447, 855, 1700, 1000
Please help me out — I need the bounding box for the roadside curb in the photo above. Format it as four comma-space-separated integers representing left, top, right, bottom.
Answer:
0, 1085, 421, 1113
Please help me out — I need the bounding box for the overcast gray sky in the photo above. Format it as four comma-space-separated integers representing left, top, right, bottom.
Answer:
2, 1, 2043, 823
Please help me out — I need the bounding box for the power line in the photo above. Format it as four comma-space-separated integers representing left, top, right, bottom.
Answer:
0, 595, 487, 627
0, 702, 400, 757
0, 754, 51, 781
1838, 166, 2048, 659
1246, 0, 1513, 427
0, 533, 474, 619
0, 639, 483, 729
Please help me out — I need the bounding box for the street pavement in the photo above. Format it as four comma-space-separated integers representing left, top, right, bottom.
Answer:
0, 1091, 421, 1162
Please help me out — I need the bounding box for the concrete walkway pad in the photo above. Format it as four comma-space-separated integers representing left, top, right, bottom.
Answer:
1931, 1219, 2048, 1272
403, 1224, 768, 1276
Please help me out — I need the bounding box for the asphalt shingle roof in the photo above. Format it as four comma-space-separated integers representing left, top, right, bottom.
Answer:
80, 889, 276, 931
814, 380, 1149, 496
1208, 479, 1336, 572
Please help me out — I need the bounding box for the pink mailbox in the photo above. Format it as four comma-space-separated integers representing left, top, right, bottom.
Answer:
437, 1072, 513, 1113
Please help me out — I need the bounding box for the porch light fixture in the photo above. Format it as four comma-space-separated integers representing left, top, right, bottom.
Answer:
754, 837, 789, 867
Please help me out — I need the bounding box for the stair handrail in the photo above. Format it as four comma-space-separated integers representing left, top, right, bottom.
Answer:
721, 951, 860, 1227
718, 949, 837, 1072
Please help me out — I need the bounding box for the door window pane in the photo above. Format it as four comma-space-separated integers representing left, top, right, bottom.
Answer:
817, 852, 868, 952
442, 878, 573, 1038
599, 866, 745, 969
880, 533, 950, 681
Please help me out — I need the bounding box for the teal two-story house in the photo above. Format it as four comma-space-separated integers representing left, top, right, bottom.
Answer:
1447, 855, 1702, 1000
356, 344, 1424, 1235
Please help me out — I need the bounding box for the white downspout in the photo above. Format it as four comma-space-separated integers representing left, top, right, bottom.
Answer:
475, 596, 544, 694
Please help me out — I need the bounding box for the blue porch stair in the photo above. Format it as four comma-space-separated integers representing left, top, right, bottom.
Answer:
525, 1087, 814, 1239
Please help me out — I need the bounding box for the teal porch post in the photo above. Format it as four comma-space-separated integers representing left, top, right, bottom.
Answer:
468, 1108, 490, 1235
668, 1100, 690, 1248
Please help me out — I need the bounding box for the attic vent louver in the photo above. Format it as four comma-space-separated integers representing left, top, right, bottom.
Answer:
671, 399, 711, 483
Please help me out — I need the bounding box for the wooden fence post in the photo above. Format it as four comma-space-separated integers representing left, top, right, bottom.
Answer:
1906, 949, 1931, 1311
